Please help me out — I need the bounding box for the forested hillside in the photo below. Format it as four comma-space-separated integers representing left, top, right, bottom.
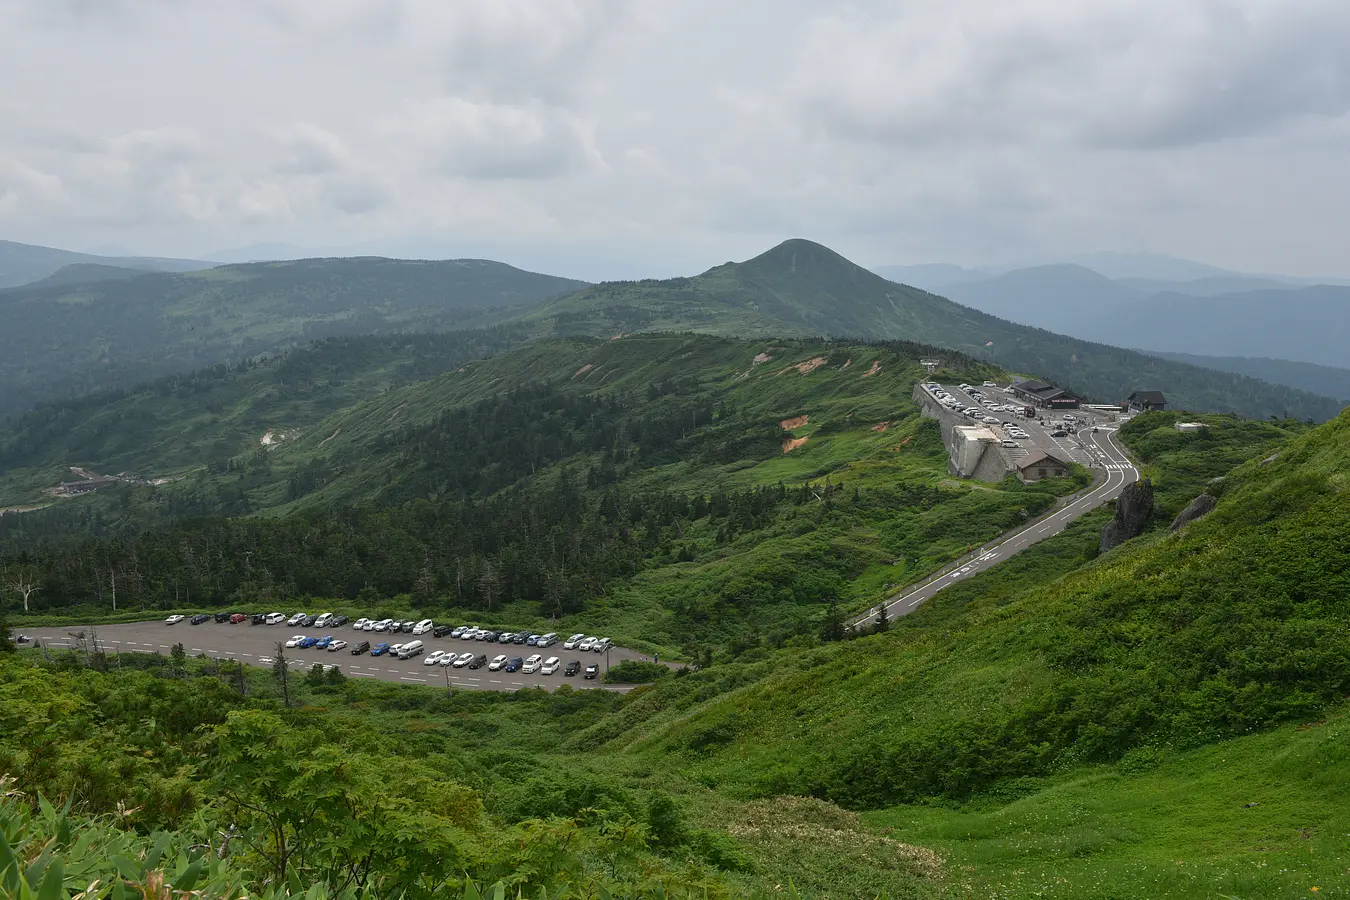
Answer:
0, 257, 585, 419
509, 239, 1344, 421
0, 334, 1091, 654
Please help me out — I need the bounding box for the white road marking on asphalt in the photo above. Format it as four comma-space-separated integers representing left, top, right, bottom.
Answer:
399, 677, 426, 683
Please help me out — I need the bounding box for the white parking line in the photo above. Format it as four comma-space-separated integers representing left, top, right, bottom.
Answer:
399, 677, 426, 683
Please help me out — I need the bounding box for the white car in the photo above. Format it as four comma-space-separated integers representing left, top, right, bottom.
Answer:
284, 634, 305, 648
488, 654, 509, 671
450, 626, 469, 638
287, 613, 306, 626
165, 614, 185, 625
593, 638, 612, 653
438, 653, 455, 666
452, 652, 475, 668
353, 617, 370, 630
424, 650, 446, 666
522, 654, 543, 674
541, 657, 561, 675
577, 637, 597, 651
1001, 440, 1020, 448
374, 619, 393, 632
314, 613, 332, 627
389, 643, 404, 657
328, 640, 348, 652
265, 612, 285, 625
563, 633, 586, 649
413, 619, 434, 635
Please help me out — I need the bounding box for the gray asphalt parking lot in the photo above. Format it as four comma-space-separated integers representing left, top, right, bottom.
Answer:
20, 620, 657, 692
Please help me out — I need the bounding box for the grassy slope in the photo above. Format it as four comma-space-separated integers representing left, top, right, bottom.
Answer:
555, 408, 1350, 892
0, 257, 585, 419
506, 239, 1345, 422
0, 330, 524, 506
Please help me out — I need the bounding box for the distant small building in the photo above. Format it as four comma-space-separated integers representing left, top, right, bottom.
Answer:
1015, 450, 1071, 483
1010, 378, 1081, 410
1127, 391, 1167, 413
1174, 422, 1206, 433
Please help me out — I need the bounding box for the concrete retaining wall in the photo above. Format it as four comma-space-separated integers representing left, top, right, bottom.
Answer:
913, 383, 1013, 482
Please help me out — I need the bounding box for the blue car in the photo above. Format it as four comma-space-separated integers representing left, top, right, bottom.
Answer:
370, 642, 390, 657
298, 636, 319, 649
505, 656, 524, 672
314, 635, 333, 649
525, 635, 540, 646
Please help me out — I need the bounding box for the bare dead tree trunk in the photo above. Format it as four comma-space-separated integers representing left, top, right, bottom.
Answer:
5, 572, 39, 613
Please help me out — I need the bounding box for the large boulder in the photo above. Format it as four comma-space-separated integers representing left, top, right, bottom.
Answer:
1100, 478, 1155, 552
1170, 492, 1218, 532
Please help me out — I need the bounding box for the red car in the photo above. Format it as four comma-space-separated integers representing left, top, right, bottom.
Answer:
230, 613, 248, 624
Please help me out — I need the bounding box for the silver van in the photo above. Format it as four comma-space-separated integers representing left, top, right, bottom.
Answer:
398, 640, 425, 660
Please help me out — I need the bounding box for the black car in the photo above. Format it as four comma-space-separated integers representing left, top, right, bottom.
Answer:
433, 625, 454, 638
190, 614, 211, 625
467, 654, 488, 669
504, 656, 524, 673
213, 611, 232, 623
301, 614, 318, 627
250, 613, 266, 625
512, 633, 531, 645
330, 615, 349, 627
351, 641, 370, 655
583, 663, 600, 680
1050, 429, 1069, 437
564, 660, 581, 677
480, 630, 499, 642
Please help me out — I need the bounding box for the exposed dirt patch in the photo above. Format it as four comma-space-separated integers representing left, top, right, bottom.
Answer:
782, 436, 809, 453
318, 429, 341, 448
872, 422, 889, 433
573, 364, 595, 379
841, 358, 852, 369
780, 415, 809, 431
794, 356, 827, 375
753, 352, 772, 364
862, 360, 882, 377
890, 437, 913, 451
260, 428, 299, 447
609, 334, 626, 341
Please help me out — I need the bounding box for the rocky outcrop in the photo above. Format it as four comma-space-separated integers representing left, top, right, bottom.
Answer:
1100, 478, 1155, 552
1170, 492, 1218, 532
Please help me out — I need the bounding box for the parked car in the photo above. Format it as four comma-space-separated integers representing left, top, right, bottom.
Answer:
425, 650, 446, 666
541, 657, 561, 675
1001, 440, 1020, 448
287, 613, 306, 626
577, 637, 597, 651
231, 613, 248, 624
370, 642, 390, 657
400, 622, 416, 634
166, 614, 185, 625
438, 653, 456, 666
350, 641, 370, 655
328, 640, 348, 652
536, 633, 558, 648
389, 643, 405, 657
498, 631, 517, 643
505, 657, 524, 673
398, 640, 425, 659
190, 614, 211, 625
314, 613, 332, 628
453, 652, 475, 668
564, 660, 581, 677
285, 634, 306, 648
250, 613, 265, 625
523, 654, 543, 673
467, 654, 488, 669
1050, 430, 1070, 437
525, 634, 541, 646
413, 619, 434, 635
265, 612, 286, 625
433, 625, 454, 638
450, 626, 469, 638
353, 618, 371, 630
374, 619, 393, 632
593, 638, 612, 653
488, 654, 509, 671
584, 664, 600, 680
563, 633, 586, 649
314, 636, 333, 649
479, 630, 499, 642
299, 637, 319, 649
214, 611, 232, 623
512, 633, 531, 645
301, 614, 318, 628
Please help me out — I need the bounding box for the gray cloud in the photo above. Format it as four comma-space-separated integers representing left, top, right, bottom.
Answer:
0, 0, 1347, 277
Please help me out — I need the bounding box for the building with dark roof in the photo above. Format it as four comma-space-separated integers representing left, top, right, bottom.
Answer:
1127, 391, 1167, 413
1015, 450, 1071, 483
1010, 378, 1081, 410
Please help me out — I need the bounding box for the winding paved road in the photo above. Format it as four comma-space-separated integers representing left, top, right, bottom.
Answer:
852, 423, 1138, 627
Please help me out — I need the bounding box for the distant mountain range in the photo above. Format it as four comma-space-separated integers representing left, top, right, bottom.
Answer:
499, 239, 1344, 421
1145, 352, 1350, 403
0, 239, 212, 288
878, 261, 1350, 373
0, 256, 586, 420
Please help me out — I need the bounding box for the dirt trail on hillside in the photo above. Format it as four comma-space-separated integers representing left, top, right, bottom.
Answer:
780, 415, 809, 430
863, 360, 881, 377
782, 436, 809, 453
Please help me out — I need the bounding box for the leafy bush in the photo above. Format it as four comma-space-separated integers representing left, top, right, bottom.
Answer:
604, 660, 672, 683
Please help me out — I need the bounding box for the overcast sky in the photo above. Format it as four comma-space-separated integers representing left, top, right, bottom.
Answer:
2, 0, 1348, 280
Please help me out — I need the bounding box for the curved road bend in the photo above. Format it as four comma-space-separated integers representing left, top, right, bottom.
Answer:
853, 424, 1138, 627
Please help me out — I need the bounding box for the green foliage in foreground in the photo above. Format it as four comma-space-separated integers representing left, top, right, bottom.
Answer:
603, 660, 673, 683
